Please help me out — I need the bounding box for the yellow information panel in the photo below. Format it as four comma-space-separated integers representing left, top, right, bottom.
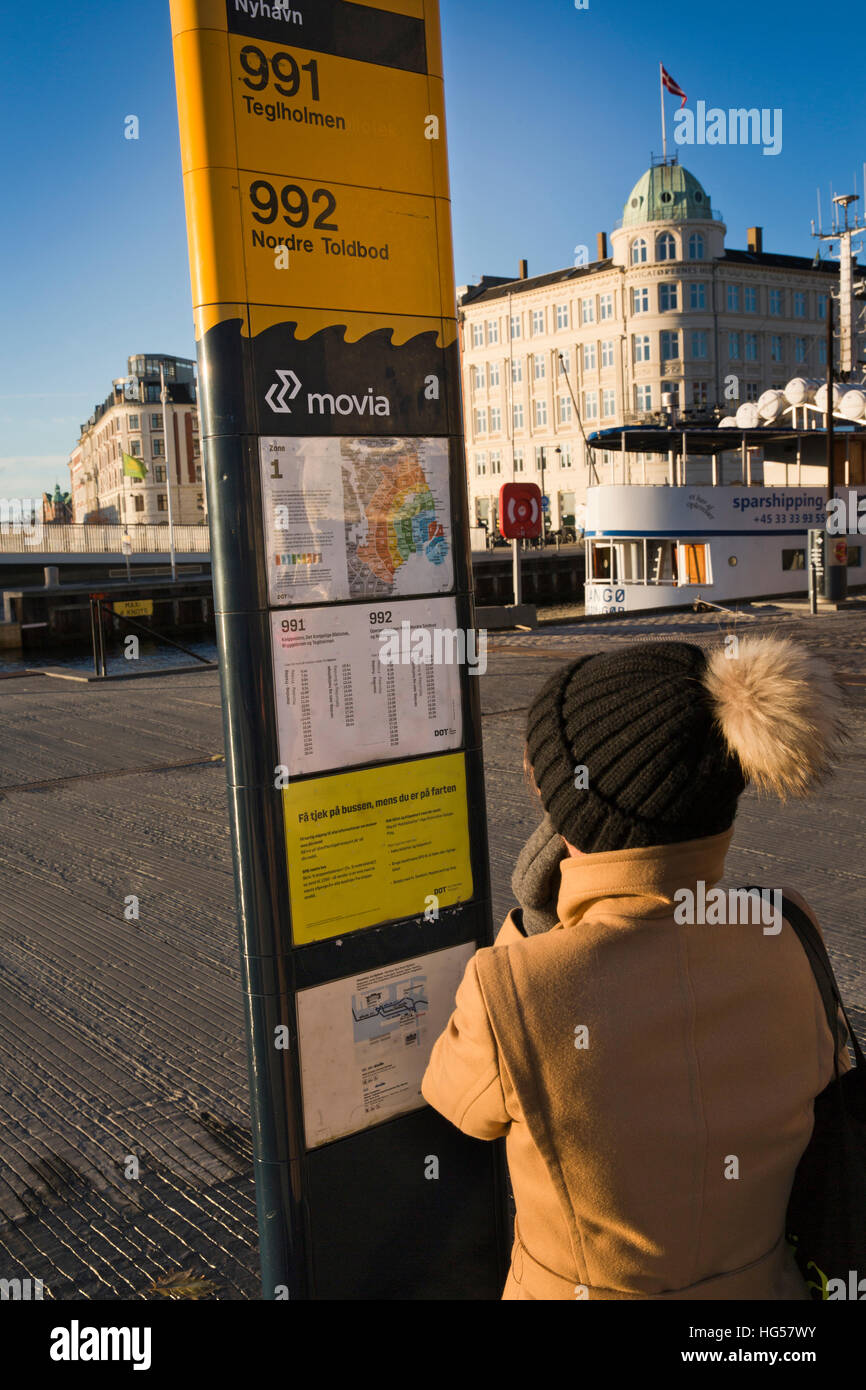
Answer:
113, 600, 153, 618
171, 0, 454, 324
283, 753, 472, 945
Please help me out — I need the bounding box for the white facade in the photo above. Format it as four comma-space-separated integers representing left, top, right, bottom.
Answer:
69, 355, 204, 525
458, 161, 849, 535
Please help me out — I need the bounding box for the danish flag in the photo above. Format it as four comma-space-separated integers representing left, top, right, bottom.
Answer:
661, 64, 687, 108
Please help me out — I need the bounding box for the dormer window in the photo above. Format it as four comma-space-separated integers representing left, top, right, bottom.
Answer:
656, 232, 676, 261
630, 238, 647, 265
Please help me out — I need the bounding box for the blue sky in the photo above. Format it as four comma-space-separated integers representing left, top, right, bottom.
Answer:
1, 0, 864, 497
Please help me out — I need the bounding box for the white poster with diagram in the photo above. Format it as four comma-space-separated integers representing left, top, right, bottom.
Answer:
296, 943, 475, 1148
270, 595, 463, 776
259, 435, 453, 606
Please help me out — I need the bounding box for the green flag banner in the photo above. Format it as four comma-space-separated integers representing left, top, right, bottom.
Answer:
122, 451, 148, 480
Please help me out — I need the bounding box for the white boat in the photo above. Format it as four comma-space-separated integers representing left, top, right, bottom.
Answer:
583, 420, 866, 613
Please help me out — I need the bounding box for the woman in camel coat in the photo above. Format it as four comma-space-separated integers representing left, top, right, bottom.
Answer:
422, 637, 850, 1300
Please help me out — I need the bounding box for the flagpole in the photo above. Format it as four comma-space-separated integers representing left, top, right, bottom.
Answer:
660, 62, 667, 161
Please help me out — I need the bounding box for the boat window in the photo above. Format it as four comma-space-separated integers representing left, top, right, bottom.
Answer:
646, 540, 678, 584
681, 543, 709, 584
782, 549, 806, 571
590, 542, 616, 582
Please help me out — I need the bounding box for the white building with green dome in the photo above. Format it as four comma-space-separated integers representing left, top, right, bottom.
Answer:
458, 157, 851, 536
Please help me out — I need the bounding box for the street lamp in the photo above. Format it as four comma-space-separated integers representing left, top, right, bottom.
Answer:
538, 445, 561, 544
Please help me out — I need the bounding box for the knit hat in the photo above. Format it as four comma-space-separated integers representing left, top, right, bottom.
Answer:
525, 636, 848, 853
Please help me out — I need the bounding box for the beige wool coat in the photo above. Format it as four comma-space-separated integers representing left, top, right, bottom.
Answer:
421, 829, 846, 1300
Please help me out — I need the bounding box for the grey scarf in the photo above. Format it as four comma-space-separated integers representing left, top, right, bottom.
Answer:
511, 814, 568, 935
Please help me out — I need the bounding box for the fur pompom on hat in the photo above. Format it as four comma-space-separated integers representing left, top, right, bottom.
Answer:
703, 634, 849, 798
526, 636, 848, 853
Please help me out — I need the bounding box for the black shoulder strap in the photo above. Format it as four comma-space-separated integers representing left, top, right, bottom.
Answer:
743, 886, 863, 1073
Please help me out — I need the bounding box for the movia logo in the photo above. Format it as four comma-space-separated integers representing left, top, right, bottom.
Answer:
265, 371, 391, 418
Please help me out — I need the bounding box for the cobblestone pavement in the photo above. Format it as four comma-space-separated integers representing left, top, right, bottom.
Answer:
0, 602, 863, 1298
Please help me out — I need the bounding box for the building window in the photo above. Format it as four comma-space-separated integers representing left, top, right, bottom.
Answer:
151, 414, 162, 430
688, 233, 705, 260
744, 381, 760, 401
489, 406, 502, 431
128, 414, 139, 431
533, 353, 546, 380
726, 284, 740, 312
487, 319, 499, 344
581, 297, 595, 324
601, 339, 614, 368
488, 361, 500, 388
692, 381, 709, 407
129, 439, 141, 456
633, 333, 651, 362
513, 447, 525, 472
659, 283, 678, 311
691, 330, 708, 359
631, 287, 649, 314
133, 494, 144, 513
511, 359, 523, 383
154, 464, 166, 482
602, 388, 616, 417
818, 294, 827, 320
473, 365, 485, 390
559, 394, 573, 423
471, 323, 484, 348
744, 286, 758, 313
770, 335, 783, 362
534, 399, 548, 426
583, 342, 596, 370
490, 451, 502, 475
192, 440, 201, 458
795, 337, 808, 363
556, 304, 569, 330
560, 444, 573, 468
630, 238, 647, 265
157, 494, 168, 511
745, 333, 759, 361
474, 408, 487, 433
690, 282, 706, 310
661, 330, 679, 362
769, 289, 783, 316
510, 314, 522, 339
513, 403, 524, 429
728, 332, 741, 360
599, 293, 613, 320
583, 391, 598, 419
635, 383, 652, 412
558, 349, 571, 374
818, 340, 827, 364
794, 292, 806, 319
152, 438, 166, 456
475, 453, 487, 476
195, 464, 202, 481
656, 232, 676, 261
532, 309, 545, 334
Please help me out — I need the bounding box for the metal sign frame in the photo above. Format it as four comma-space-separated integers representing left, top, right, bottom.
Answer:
170, 0, 508, 1299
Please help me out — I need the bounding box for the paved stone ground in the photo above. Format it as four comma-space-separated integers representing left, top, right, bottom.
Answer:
0, 601, 864, 1299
